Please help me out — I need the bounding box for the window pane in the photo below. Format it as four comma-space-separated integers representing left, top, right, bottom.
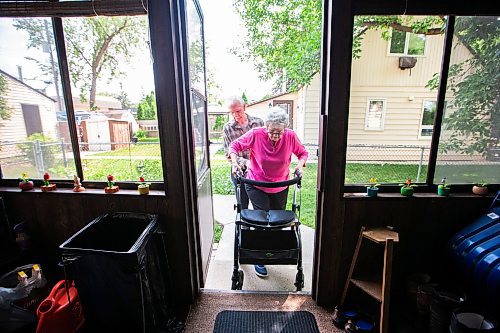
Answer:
365, 100, 385, 130
187, 0, 208, 178
435, 16, 499, 184
0, 18, 77, 180
62, 16, 163, 183
389, 30, 406, 54
347, 15, 444, 185
408, 33, 426, 55
421, 100, 436, 126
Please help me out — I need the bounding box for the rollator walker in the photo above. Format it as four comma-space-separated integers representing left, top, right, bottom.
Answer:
231, 172, 304, 291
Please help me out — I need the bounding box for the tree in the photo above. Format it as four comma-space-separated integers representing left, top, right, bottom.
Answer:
235, 2, 498, 156
0, 74, 11, 120
233, 0, 443, 91
115, 82, 132, 109
12, 18, 64, 113
427, 17, 499, 157
15, 16, 146, 110
137, 91, 157, 120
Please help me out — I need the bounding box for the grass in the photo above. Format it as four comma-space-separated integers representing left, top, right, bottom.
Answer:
91, 143, 161, 157
214, 223, 223, 243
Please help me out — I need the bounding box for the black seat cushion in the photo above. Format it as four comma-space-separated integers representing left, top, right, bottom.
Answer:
240, 209, 296, 227
268, 210, 296, 225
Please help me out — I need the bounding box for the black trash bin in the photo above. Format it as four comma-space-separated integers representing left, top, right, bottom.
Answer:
60, 212, 174, 333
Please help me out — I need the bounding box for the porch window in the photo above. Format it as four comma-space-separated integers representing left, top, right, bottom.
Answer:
0, 17, 77, 180
389, 30, 426, 56
364, 99, 386, 131
0, 12, 165, 188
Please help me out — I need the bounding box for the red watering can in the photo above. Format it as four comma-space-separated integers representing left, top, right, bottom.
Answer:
36, 280, 85, 333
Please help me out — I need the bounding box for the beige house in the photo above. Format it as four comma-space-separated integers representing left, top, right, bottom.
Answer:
0, 69, 58, 160
248, 30, 472, 162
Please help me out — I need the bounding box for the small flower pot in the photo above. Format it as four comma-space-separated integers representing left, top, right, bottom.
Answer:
437, 186, 450, 196
104, 186, 119, 194
19, 181, 34, 191
41, 184, 57, 192
138, 184, 150, 195
401, 187, 414, 197
366, 187, 379, 197
472, 185, 488, 196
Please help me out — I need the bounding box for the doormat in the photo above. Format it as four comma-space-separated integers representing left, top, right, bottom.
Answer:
213, 310, 320, 333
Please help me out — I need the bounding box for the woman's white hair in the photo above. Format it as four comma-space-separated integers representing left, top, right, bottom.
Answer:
265, 106, 289, 127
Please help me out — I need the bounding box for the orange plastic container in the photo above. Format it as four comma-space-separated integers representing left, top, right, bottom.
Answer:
36, 280, 85, 333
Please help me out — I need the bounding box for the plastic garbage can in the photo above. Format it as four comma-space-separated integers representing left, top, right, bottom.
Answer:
60, 212, 174, 333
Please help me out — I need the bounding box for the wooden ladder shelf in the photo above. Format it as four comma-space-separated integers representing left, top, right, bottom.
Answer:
341, 226, 399, 333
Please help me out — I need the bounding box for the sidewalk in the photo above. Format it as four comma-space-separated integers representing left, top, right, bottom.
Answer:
206, 195, 314, 292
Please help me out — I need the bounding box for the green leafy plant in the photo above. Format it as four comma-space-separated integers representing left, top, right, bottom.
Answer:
135, 176, 150, 186
134, 129, 147, 138
43, 172, 51, 186
19, 172, 30, 183
106, 174, 116, 188
474, 181, 488, 187
366, 177, 381, 190
438, 177, 449, 189
399, 179, 418, 188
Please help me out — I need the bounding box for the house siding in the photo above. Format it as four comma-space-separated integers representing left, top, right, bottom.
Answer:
246, 92, 299, 131
0, 75, 57, 159
298, 30, 475, 161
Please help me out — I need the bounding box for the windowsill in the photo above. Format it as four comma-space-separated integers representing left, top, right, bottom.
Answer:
344, 192, 494, 199
0, 187, 166, 197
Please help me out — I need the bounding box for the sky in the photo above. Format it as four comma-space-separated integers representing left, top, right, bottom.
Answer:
0, 5, 274, 106
198, 0, 275, 102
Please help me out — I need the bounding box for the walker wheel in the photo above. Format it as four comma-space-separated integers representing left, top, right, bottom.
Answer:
295, 271, 304, 291
231, 269, 244, 290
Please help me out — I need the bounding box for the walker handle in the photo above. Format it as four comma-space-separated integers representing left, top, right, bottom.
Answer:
237, 174, 301, 188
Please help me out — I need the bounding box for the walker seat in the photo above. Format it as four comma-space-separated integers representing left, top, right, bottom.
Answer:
240, 209, 296, 227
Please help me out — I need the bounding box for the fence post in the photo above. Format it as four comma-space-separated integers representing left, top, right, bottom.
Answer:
416, 147, 425, 182
35, 140, 45, 176
61, 138, 68, 167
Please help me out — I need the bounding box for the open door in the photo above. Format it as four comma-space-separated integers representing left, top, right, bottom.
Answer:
185, 0, 214, 283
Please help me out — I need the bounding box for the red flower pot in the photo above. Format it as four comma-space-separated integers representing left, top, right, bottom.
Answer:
104, 186, 119, 194
41, 184, 57, 192
19, 181, 34, 191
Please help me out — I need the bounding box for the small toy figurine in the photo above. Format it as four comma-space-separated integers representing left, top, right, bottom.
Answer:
73, 175, 85, 192
104, 174, 119, 193
41, 172, 56, 192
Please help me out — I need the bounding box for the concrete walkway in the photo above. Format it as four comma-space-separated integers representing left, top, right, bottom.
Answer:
205, 195, 315, 292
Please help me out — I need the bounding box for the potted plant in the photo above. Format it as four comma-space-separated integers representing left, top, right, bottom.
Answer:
41, 172, 56, 192
399, 179, 417, 197
366, 178, 381, 197
472, 182, 488, 195
18, 173, 34, 191
136, 177, 150, 195
437, 177, 450, 196
104, 174, 119, 193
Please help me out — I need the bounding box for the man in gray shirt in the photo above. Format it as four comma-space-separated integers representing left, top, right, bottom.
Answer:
223, 96, 264, 210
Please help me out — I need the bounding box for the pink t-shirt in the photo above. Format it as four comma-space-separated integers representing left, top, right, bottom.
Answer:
229, 127, 308, 193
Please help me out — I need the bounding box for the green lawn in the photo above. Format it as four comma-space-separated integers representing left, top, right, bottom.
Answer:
91, 143, 161, 157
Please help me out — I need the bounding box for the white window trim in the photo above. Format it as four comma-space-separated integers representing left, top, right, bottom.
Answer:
364, 98, 387, 131
387, 30, 427, 57
418, 99, 436, 139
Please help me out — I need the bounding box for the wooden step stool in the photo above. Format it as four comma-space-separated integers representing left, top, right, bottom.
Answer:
341, 226, 399, 333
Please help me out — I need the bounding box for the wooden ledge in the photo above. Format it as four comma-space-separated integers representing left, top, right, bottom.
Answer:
0, 187, 165, 197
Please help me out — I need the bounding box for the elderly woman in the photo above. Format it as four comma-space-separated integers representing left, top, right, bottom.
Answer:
229, 106, 308, 211
229, 107, 308, 278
